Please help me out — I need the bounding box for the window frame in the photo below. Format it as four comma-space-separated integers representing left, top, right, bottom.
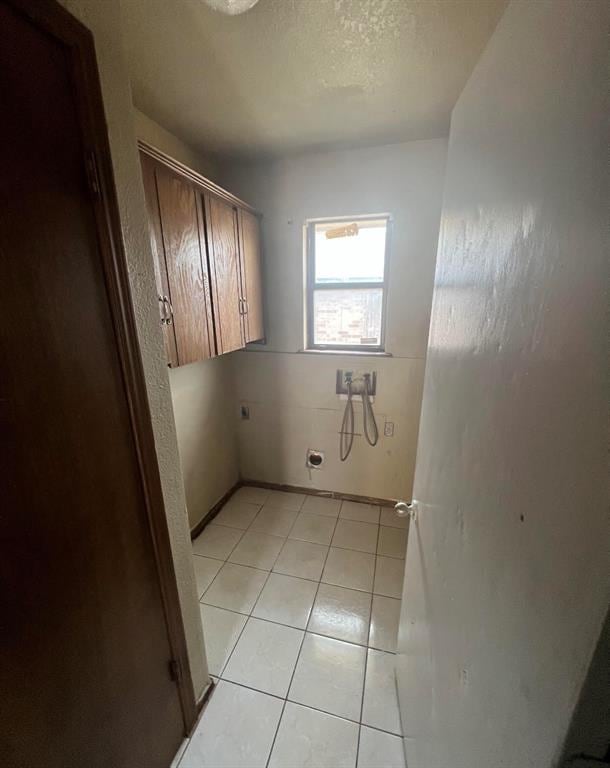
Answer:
305, 214, 392, 353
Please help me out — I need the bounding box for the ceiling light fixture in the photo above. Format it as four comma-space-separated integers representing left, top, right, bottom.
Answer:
203, 0, 260, 15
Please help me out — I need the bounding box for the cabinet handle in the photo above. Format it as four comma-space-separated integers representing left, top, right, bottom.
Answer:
238, 298, 244, 315
243, 298, 249, 315
163, 295, 174, 325
158, 295, 168, 325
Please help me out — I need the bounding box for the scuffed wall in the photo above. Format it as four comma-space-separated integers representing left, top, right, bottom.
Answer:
58, 0, 209, 698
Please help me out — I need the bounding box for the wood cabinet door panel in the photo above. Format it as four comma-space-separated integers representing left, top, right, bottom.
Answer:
156, 167, 213, 364
140, 154, 179, 367
205, 194, 244, 354
195, 191, 216, 356
238, 208, 265, 343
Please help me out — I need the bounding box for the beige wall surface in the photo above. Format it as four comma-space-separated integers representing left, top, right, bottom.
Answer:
133, 107, 219, 181
58, 0, 209, 698
223, 140, 447, 499
233, 350, 425, 499
396, 1, 610, 766
169, 357, 239, 529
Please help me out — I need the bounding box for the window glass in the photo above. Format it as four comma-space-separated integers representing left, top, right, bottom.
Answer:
313, 288, 383, 346
314, 220, 387, 283
307, 216, 389, 350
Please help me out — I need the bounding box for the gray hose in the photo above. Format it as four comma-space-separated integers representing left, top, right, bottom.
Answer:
339, 378, 355, 461
362, 374, 379, 446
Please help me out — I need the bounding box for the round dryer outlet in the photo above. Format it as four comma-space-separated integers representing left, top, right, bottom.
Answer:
306, 449, 324, 469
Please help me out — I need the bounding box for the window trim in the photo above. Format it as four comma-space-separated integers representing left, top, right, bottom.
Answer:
305, 214, 392, 352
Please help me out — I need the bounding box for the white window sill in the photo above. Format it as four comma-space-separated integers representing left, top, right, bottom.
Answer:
298, 348, 392, 358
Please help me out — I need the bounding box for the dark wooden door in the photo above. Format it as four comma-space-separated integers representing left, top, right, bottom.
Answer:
238, 208, 265, 343
140, 153, 180, 367
205, 194, 244, 354
0, 2, 187, 766
155, 164, 214, 365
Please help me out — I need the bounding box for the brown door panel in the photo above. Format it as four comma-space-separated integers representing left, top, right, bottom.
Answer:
0, 2, 187, 766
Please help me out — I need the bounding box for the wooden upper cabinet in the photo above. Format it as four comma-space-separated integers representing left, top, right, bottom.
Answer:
155, 166, 214, 364
238, 209, 265, 343
204, 194, 244, 355
140, 154, 179, 367
139, 142, 264, 366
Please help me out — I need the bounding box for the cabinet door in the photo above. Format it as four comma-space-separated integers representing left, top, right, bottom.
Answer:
156, 166, 214, 365
238, 208, 265, 343
204, 194, 244, 354
140, 153, 179, 367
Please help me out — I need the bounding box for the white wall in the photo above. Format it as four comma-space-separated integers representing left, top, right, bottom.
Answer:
134, 110, 240, 529
396, 2, 610, 766
223, 140, 447, 499
58, 0, 209, 698
169, 358, 239, 528
134, 107, 219, 181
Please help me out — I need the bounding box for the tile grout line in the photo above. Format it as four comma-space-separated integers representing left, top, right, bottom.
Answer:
199, 550, 401, 608
205, 676, 403, 738
202, 500, 273, 678
215, 493, 308, 681
215, 585, 266, 680
355, 517, 383, 767
215, 543, 278, 678
200, 522, 406, 543
263, 501, 341, 768
204, 603, 397, 655
199, 503, 405, 559
195, 511, 265, 602
200, 529, 405, 563
179, 495, 257, 767
175, 682, 402, 768
198, 507, 400, 647
192, 490, 403, 766
236, 677, 404, 738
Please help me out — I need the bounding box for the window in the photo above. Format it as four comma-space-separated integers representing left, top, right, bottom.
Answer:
305, 215, 390, 351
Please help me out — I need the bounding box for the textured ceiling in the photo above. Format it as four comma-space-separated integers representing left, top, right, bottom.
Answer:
120, 0, 507, 159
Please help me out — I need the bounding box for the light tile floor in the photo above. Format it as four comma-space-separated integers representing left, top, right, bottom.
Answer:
179, 487, 407, 768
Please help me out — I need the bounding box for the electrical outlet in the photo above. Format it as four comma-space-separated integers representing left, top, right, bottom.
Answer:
384, 421, 394, 437
240, 405, 250, 420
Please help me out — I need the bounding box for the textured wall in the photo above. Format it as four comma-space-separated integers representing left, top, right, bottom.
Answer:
396, 2, 610, 766
58, 0, 209, 699
223, 140, 447, 499
121, 0, 506, 157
